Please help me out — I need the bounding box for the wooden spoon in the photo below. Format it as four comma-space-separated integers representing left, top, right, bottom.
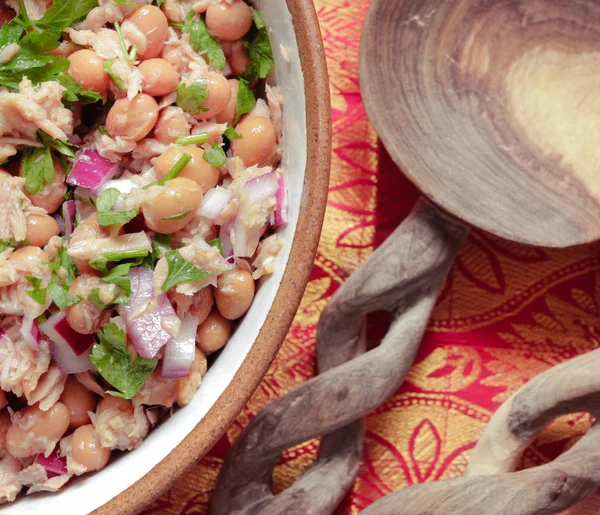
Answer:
361, 0, 600, 247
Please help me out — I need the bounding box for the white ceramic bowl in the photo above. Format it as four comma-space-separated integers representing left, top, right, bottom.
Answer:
3, 1, 330, 513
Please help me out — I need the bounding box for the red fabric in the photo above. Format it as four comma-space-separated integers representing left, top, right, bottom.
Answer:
143, 2, 600, 513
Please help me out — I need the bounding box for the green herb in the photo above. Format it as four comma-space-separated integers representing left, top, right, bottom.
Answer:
48, 243, 77, 285
25, 276, 42, 289
103, 248, 149, 261
87, 287, 105, 309
96, 188, 121, 212
91, 323, 158, 399
21, 146, 54, 195
0, 240, 13, 253
114, 21, 137, 61
103, 60, 125, 90
112, 0, 138, 5
36, 313, 47, 325
240, 22, 274, 82
252, 10, 265, 30
224, 123, 242, 142
101, 262, 133, 295
174, 133, 208, 146
155, 0, 164, 7
183, 13, 226, 71
168, 21, 183, 29
236, 78, 256, 120
202, 143, 227, 168
175, 81, 209, 115
160, 210, 192, 221
162, 250, 210, 292
141, 234, 171, 269
207, 238, 224, 256
158, 153, 192, 185
16, 0, 32, 29
48, 282, 80, 307
37, 130, 77, 159
97, 125, 109, 136
97, 209, 139, 227
35, 0, 99, 32
89, 258, 109, 274
26, 287, 47, 305
0, 23, 23, 55
56, 74, 102, 104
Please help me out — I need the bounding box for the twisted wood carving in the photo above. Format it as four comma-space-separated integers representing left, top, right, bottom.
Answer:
210, 200, 469, 514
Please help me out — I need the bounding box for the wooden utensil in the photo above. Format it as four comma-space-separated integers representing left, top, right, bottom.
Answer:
211, 1, 600, 513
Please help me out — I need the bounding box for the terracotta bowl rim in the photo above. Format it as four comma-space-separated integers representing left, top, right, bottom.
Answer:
92, 1, 331, 513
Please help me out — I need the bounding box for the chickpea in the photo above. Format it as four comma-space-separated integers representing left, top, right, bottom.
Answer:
66, 275, 110, 335
197, 72, 231, 120
154, 146, 219, 193
69, 213, 110, 274
206, 0, 253, 41
228, 47, 250, 77
215, 79, 239, 124
139, 58, 178, 97
23, 157, 67, 214
71, 425, 111, 472
232, 116, 278, 166
142, 178, 202, 234
26, 213, 60, 247
153, 107, 190, 144
0, 411, 10, 452
214, 269, 255, 320
197, 309, 232, 353
127, 6, 169, 60
0, 390, 6, 410
67, 49, 110, 95
8, 246, 50, 265
161, 45, 183, 70
106, 94, 159, 141
6, 403, 70, 459
59, 376, 98, 429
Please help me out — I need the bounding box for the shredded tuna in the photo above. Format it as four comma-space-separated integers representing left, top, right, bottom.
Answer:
92, 403, 149, 451
0, 44, 20, 65
75, 371, 107, 398
190, 121, 227, 144
66, 28, 124, 60
26, 364, 67, 411
132, 138, 169, 160
67, 232, 152, 262
0, 78, 74, 142
0, 317, 51, 400
92, 132, 137, 161
60, 434, 88, 476
78, 1, 124, 30
250, 99, 271, 119
0, 454, 23, 504
266, 85, 284, 139
6, 0, 47, 20
0, 177, 29, 243
107, 58, 144, 100
252, 234, 283, 280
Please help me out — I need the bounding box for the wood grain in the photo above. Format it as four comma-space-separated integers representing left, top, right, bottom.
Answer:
211, 200, 469, 514
361, 0, 600, 247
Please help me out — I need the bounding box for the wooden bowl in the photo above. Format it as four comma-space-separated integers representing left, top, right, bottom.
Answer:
4, 2, 330, 514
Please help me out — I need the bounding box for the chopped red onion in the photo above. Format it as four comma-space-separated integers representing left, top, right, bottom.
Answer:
275, 175, 288, 226
161, 315, 198, 379
34, 449, 67, 476
219, 223, 234, 258
20, 317, 40, 349
244, 172, 280, 204
120, 268, 178, 359
62, 200, 76, 239
40, 313, 95, 374
198, 187, 233, 221
67, 150, 118, 189
53, 214, 65, 236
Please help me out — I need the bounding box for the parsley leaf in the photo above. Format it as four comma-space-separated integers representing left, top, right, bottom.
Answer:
202, 143, 227, 168
91, 323, 158, 400
89, 258, 109, 274
103, 248, 149, 262
25, 276, 42, 289
48, 282, 80, 308
0, 23, 23, 53
21, 146, 54, 195
97, 209, 139, 227
160, 210, 192, 221
26, 287, 47, 305
252, 10, 265, 30
207, 238, 224, 256
141, 234, 171, 269
183, 13, 226, 71
114, 21, 137, 62
103, 60, 125, 90
35, 0, 99, 32
48, 243, 78, 286
240, 23, 274, 82
224, 123, 242, 142
176, 81, 209, 115
236, 78, 256, 120
37, 130, 77, 158
96, 188, 121, 212
101, 262, 133, 295
162, 250, 210, 292
87, 287, 105, 310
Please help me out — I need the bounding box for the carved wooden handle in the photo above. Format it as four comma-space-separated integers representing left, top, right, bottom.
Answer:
210, 199, 469, 514
361, 347, 600, 514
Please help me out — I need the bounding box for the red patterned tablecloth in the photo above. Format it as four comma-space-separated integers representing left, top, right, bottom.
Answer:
143, 1, 600, 513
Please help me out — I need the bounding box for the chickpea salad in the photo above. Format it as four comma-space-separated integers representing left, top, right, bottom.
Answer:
0, 0, 286, 502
